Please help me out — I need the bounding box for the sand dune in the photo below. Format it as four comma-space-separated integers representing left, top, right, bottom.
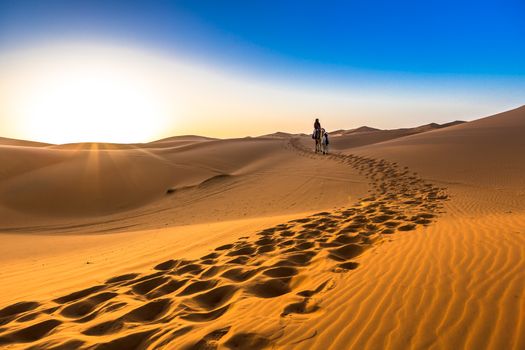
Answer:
0, 137, 51, 148
0, 106, 524, 349
328, 120, 465, 150
0, 136, 368, 230
343, 105, 525, 190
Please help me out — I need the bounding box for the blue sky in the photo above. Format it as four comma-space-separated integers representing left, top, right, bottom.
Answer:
1, 0, 524, 77
0, 0, 524, 141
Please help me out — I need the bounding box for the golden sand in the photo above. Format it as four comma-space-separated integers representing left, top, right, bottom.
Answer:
0, 107, 524, 349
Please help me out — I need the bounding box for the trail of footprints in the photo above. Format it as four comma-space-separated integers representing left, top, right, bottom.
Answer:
0, 138, 448, 349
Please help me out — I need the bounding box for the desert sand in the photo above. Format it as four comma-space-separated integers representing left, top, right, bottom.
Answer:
0, 106, 524, 349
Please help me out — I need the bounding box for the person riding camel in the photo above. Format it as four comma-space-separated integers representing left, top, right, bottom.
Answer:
314, 118, 321, 133
312, 118, 323, 153
313, 118, 321, 140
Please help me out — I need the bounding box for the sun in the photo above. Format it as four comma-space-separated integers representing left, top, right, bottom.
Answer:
3, 44, 174, 144
19, 69, 169, 144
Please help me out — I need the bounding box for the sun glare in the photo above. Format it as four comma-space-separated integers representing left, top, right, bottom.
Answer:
3, 45, 174, 144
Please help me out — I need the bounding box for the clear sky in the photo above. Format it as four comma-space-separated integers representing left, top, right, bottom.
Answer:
0, 0, 524, 143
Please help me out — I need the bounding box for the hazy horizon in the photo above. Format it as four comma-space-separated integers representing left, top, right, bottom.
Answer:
0, 107, 499, 145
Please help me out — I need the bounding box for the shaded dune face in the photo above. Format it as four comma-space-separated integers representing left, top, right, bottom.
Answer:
0, 133, 449, 349
0, 137, 264, 218
0, 147, 176, 217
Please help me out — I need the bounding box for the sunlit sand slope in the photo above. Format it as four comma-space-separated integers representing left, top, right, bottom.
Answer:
344, 105, 525, 190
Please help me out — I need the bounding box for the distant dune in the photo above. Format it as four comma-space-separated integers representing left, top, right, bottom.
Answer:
0, 107, 523, 349
348, 105, 525, 189
329, 120, 466, 149
0, 137, 51, 147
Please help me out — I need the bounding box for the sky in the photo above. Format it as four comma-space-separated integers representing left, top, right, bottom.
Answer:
0, 0, 524, 143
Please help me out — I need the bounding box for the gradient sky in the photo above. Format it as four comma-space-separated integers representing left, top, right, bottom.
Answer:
0, 0, 524, 143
